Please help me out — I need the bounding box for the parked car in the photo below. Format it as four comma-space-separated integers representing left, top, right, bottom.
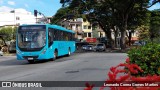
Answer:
0, 50, 3, 56
132, 41, 142, 46
94, 43, 106, 51
81, 45, 94, 51
131, 41, 147, 49
86, 45, 94, 51
81, 45, 88, 51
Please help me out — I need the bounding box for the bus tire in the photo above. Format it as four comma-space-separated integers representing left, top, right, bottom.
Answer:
28, 60, 35, 64
67, 48, 71, 56
54, 50, 58, 60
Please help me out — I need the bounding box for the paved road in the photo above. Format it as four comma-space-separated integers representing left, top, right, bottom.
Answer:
0, 52, 127, 90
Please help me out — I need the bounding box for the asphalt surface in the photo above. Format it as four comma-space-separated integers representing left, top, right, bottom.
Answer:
0, 52, 127, 90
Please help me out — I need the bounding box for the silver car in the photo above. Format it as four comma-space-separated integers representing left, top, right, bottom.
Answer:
94, 43, 106, 51
0, 50, 3, 56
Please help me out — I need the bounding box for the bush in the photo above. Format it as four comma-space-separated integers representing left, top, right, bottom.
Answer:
127, 43, 160, 76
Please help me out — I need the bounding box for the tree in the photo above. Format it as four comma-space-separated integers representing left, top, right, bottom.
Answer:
51, 7, 70, 25
60, 0, 150, 50
51, 6, 81, 25
149, 9, 160, 40
109, 0, 150, 49
136, 25, 150, 40
0, 27, 16, 45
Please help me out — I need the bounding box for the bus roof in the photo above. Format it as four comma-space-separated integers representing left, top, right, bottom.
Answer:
48, 24, 75, 33
20, 24, 75, 33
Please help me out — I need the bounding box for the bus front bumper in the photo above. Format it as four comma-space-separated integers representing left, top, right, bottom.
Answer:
16, 50, 50, 60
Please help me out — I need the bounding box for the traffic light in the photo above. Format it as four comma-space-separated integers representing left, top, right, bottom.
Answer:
34, 10, 38, 17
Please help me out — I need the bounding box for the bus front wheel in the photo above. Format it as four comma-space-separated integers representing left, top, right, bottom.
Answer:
67, 48, 71, 56
54, 50, 58, 60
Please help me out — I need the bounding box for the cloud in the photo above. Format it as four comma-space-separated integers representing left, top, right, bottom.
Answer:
14, 8, 31, 14
0, 6, 13, 12
8, 1, 15, 6
0, 6, 31, 15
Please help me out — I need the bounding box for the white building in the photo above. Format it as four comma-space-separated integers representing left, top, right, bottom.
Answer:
0, 9, 43, 27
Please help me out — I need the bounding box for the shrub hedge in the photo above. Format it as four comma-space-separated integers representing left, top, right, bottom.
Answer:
127, 43, 160, 76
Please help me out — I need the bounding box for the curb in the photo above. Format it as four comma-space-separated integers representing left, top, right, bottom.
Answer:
3, 53, 16, 56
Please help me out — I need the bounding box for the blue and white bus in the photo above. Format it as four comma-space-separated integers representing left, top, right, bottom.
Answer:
16, 24, 76, 63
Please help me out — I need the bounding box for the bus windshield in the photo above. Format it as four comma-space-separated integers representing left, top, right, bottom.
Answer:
18, 26, 46, 50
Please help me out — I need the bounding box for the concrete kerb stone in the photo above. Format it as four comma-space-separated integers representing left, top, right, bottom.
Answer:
3, 53, 16, 56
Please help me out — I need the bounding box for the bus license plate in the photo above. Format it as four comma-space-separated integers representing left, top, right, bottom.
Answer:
28, 58, 33, 60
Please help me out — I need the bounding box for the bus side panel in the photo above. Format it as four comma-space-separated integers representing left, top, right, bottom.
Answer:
47, 41, 58, 59
71, 41, 76, 53
16, 41, 75, 60
57, 41, 76, 56
50, 41, 75, 58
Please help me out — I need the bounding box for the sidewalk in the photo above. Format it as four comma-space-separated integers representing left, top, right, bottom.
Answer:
106, 48, 129, 53
3, 53, 16, 56
75, 48, 129, 53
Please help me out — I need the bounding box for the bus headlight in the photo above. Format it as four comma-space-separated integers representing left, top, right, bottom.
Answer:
41, 49, 46, 54
16, 50, 21, 54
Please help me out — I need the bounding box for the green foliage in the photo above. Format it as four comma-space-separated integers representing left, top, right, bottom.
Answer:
58, 0, 151, 49
51, 7, 70, 25
0, 27, 16, 45
128, 43, 160, 76
150, 9, 160, 38
51, 6, 85, 25
136, 25, 150, 40
0, 27, 12, 40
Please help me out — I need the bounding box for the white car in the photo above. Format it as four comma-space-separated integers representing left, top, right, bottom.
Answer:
0, 50, 3, 56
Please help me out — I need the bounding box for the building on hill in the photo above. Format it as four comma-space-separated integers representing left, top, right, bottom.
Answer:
61, 18, 94, 42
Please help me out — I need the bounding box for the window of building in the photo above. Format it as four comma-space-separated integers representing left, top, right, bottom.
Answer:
88, 26, 91, 29
88, 33, 91, 37
16, 16, 20, 20
84, 33, 87, 37
83, 25, 87, 29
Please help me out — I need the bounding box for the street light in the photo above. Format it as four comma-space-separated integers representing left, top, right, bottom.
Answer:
10, 10, 16, 39
34, 10, 48, 24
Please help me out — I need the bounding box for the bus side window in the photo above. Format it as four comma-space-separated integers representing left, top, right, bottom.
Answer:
66, 32, 69, 41
54, 29, 58, 40
48, 28, 53, 47
57, 30, 60, 40
72, 33, 75, 41
64, 32, 68, 41
69, 33, 72, 41
60, 31, 63, 41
